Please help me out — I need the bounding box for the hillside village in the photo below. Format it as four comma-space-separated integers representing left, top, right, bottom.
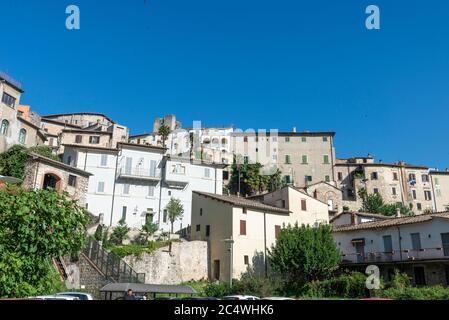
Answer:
1, 71, 449, 298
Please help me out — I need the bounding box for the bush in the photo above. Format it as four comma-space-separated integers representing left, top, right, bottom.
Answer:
379, 286, 449, 300
204, 282, 232, 298
303, 272, 368, 299
109, 219, 130, 245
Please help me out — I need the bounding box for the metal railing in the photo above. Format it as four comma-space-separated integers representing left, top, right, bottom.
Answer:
117, 166, 161, 180
342, 247, 449, 264
84, 239, 145, 283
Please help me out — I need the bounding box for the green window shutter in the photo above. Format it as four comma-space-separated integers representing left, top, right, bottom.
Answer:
323, 155, 329, 164
302, 155, 308, 164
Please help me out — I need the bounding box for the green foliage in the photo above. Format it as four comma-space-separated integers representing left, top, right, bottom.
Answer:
93, 224, 104, 241
140, 221, 159, 244
108, 240, 179, 258
165, 197, 184, 231
0, 145, 60, 180
303, 272, 368, 299
0, 186, 89, 297
379, 286, 449, 300
387, 270, 410, 290
342, 206, 350, 212
228, 162, 286, 196
158, 125, 171, 147
268, 224, 342, 292
109, 219, 130, 245
359, 190, 413, 216
204, 282, 232, 298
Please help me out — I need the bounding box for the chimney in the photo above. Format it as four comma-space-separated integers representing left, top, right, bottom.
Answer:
292, 127, 297, 133
396, 208, 401, 218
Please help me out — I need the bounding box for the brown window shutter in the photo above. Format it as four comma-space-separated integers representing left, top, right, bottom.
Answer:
275, 225, 281, 239
301, 199, 307, 211
240, 220, 246, 235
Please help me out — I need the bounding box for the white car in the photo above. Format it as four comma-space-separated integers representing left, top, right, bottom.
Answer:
56, 292, 94, 300
222, 295, 260, 300
262, 297, 295, 300
34, 295, 80, 300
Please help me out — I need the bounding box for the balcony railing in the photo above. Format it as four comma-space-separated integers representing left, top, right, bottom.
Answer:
117, 166, 161, 180
342, 247, 449, 264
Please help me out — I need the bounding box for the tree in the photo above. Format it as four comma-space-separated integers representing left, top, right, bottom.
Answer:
109, 219, 130, 245
140, 220, 158, 244
158, 125, 171, 148
0, 185, 89, 297
268, 224, 342, 293
359, 189, 413, 216
165, 197, 184, 252
0, 145, 60, 180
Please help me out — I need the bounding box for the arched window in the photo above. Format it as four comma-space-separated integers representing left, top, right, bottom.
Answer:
19, 128, 27, 144
0, 120, 9, 136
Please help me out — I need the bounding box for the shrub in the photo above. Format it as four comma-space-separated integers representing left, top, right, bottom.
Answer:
379, 286, 449, 300
303, 272, 368, 299
204, 282, 232, 298
109, 219, 130, 245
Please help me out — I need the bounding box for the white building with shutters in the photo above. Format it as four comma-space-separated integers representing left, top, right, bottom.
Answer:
62, 142, 225, 232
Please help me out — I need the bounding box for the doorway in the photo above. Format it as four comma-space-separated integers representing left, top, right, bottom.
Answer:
213, 260, 220, 281
42, 173, 61, 191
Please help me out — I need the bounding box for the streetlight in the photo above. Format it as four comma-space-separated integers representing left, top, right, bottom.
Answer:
221, 238, 234, 288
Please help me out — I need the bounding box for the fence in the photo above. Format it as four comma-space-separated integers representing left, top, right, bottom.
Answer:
84, 239, 145, 283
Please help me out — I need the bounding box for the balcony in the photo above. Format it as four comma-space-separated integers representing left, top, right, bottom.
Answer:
117, 166, 161, 181
342, 247, 449, 264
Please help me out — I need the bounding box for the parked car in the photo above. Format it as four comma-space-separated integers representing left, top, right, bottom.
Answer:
262, 297, 295, 300
222, 295, 260, 300
34, 295, 80, 300
181, 297, 220, 300
56, 292, 94, 300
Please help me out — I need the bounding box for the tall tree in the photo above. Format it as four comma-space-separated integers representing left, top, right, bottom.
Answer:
158, 125, 171, 148
165, 197, 184, 252
359, 189, 413, 216
269, 224, 342, 292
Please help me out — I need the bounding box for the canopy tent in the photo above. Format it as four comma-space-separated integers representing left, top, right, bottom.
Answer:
100, 282, 197, 300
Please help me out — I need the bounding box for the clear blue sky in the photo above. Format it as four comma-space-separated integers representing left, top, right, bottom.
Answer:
1, 0, 448, 169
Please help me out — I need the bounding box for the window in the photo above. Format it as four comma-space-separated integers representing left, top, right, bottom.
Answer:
435, 178, 440, 185
240, 220, 247, 235
412, 190, 417, 200
223, 171, 229, 180
242, 207, 247, 214
196, 224, 201, 232
206, 225, 210, 237
244, 255, 249, 265
200, 208, 203, 216
413, 266, 426, 286
123, 184, 130, 195
323, 137, 328, 142
338, 172, 343, 181
383, 235, 393, 253
422, 174, 429, 183
323, 155, 330, 164
424, 190, 432, 201
18, 129, 26, 144
305, 175, 312, 182
393, 172, 398, 181
285, 155, 291, 164
417, 203, 422, 211
409, 173, 416, 182
204, 168, 211, 178
66, 156, 72, 166
2, 92, 16, 108
272, 136, 277, 142
49, 138, 54, 146
97, 181, 105, 193
150, 160, 157, 177
392, 187, 397, 196
285, 137, 290, 142
168, 190, 172, 196
301, 199, 307, 211
325, 175, 331, 183
441, 233, 449, 256
100, 154, 108, 166
301, 137, 307, 142
243, 156, 249, 164
275, 225, 281, 239
371, 172, 378, 180
75, 135, 83, 143
68, 175, 77, 187
373, 188, 379, 194
121, 206, 127, 221
436, 187, 442, 197
89, 136, 100, 144
301, 155, 308, 164
163, 209, 168, 223
284, 175, 291, 184
0, 119, 9, 135
148, 186, 155, 197
411, 233, 422, 250
243, 136, 248, 142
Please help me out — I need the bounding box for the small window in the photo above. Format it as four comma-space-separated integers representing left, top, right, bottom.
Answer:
424, 191, 432, 201
412, 190, 417, 199
243, 136, 248, 142
2, 92, 16, 108
148, 186, 155, 197
338, 172, 343, 181
301, 137, 307, 142
323, 136, 328, 142
163, 209, 168, 223
392, 187, 397, 196
374, 188, 379, 194
323, 155, 330, 164
393, 172, 399, 181
242, 207, 247, 214
417, 203, 422, 211
200, 208, 203, 216
305, 175, 312, 182
0, 119, 9, 135
422, 175, 429, 183
244, 255, 249, 265
97, 181, 105, 193
206, 225, 210, 237
68, 175, 77, 187
89, 136, 100, 144
223, 171, 229, 180
204, 168, 211, 178
75, 135, 83, 143
100, 154, 108, 166
196, 224, 201, 232
285, 155, 291, 164
122, 206, 127, 221
240, 220, 247, 235
123, 184, 130, 195
168, 190, 172, 196
301, 155, 308, 164
409, 174, 416, 182
325, 175, 330, 183
18, 129, 27, 144
243, 156, 249, 164
371, 172, 378, 180
275, 225, 281, 239
301, 199, 307, 211
284, 175, 291, 184
285, 137, 290, 142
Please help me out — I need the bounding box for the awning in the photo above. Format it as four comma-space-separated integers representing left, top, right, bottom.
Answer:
0, 175, 22, 184
100, 283, 197, 295
351, 238, 365, 244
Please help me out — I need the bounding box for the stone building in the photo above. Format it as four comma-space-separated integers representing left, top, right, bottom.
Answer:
23, 153, 91, 206
300, 181, 344, 214
431, 170, 449, 212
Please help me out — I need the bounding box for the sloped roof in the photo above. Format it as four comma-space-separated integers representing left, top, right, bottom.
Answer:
330, 211, 394, 223
193, 191, 291, 214
333, 211, 449, 232
28, 153, 92, 177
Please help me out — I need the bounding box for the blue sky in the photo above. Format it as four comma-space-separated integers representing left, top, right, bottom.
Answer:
1, 0, 448, 168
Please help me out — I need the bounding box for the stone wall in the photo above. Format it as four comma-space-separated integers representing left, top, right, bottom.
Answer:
124, 241, 208, 284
